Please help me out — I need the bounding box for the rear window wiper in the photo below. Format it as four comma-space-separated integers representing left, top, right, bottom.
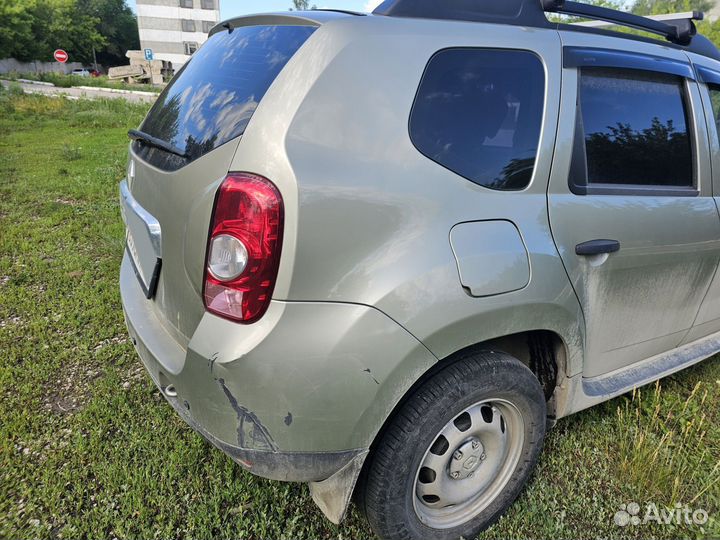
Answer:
128, 129, 188, 159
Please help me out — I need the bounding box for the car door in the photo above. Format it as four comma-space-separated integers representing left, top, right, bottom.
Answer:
547, 32, 720, 378
681, 54, 720, 344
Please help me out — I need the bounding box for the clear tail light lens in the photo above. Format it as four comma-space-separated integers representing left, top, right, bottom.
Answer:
208, 234, 249, 281
203, 173, 284, 323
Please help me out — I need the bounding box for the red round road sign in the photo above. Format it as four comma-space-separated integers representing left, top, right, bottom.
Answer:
54, 49, 68, 63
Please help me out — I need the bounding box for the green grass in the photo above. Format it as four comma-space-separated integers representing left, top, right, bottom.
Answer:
2, 71, 162, 93
0, 88, 718, 539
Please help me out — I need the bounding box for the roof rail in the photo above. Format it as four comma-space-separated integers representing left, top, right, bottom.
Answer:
309, 8, 366, 16
542, 0, 699, 45
573, 11, 703, 28
372, 0, 718, 60
372, 0, 550, 27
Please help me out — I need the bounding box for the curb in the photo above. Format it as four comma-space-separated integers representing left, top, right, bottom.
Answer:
75, 85, 159, 96
17, 78, 55, 87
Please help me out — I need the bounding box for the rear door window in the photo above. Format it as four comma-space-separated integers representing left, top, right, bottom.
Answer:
576, 67, 694, 190
135, 25, 316, 171
410, 49, 545, 191
707, 84, 720, 133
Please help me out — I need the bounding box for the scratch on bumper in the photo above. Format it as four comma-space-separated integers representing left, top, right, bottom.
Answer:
217, 377, 278, 452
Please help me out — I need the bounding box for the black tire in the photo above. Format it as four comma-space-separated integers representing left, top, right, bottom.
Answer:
362, 351, 546, 540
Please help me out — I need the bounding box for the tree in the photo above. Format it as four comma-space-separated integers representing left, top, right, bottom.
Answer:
289, 0, 317, 11
47, 0, 106, 65
631, 0, 713, 16
0, 0, 137, 67
697, 17, 720, 48
3, 1, 38, 61
629, 0, 720, 50
76, 0, 139, 67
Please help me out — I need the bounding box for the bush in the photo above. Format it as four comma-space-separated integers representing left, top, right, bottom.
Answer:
7, 82, 24, 96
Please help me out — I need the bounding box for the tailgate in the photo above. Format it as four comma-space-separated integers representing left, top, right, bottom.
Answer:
123, 21, 320, 339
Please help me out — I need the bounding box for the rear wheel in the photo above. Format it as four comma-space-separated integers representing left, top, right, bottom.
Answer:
362, 351, 546, 540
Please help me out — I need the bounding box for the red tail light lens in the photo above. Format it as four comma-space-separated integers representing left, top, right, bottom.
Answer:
203, 173, 284, 323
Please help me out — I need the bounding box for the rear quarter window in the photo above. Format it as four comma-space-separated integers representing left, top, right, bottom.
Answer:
410, 48, 545, 191
134, 24, 316, 171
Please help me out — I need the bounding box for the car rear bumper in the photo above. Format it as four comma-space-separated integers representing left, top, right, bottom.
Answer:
120, 252, 361, 481
120, 250, 437, 482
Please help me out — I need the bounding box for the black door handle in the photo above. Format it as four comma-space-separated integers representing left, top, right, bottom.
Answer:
575, 239, 621, 256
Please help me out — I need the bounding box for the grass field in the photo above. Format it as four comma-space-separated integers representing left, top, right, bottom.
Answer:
0, 88, 718, 539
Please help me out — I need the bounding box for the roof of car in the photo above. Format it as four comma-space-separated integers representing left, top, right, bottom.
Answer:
372, 0, 720, 62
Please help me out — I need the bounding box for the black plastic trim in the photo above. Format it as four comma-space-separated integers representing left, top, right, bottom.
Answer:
558, 24, 720, 63
575, 239, 620, 256
128, 129, 189, 159
372, 0, 550, 26
167, 392, 362, 482
564, 47, 696, 80
576, 184, 699, 197
310, 8, 366, 16
125, 244, 162, 299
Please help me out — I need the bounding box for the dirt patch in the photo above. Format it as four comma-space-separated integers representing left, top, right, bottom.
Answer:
0, 275, 10, 287
43, 363, 103, 415
93, 335, 127, 353
55, 197, 81, 207
0, 315, 22, 329
121, 362, 148, 390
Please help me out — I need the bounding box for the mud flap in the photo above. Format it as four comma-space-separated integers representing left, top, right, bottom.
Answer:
309, 450, 369, 524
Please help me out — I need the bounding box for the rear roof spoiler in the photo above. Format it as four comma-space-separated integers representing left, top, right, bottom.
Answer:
209, 11, 355, 37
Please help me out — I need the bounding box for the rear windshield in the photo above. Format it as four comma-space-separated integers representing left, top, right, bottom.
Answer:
134, 24, 316, 170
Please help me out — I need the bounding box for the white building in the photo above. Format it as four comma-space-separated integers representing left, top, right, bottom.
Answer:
136, 0, 221, 68
709, 0, 720, 21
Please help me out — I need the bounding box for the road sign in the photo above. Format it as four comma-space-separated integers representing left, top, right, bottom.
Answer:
53, 49, 68, 63
144, 48, 154, 61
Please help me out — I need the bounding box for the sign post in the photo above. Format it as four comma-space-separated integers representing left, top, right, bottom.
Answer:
53, 49, 68, 63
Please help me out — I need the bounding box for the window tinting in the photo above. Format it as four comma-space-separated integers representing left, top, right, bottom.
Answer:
578, 68, 693, 188
201, 0, 215, 9
179, 0, 193, 8
135, 25, 316, 171
202, 20, 214, 33
410, 49, 545, 191
181, 19, 195, 32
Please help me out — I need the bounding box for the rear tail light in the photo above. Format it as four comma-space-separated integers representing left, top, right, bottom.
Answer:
203, 173, 284, 323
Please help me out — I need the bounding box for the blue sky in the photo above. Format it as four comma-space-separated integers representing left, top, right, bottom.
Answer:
127, 0, 384, 18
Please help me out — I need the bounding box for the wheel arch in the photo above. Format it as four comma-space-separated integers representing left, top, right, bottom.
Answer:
379, 328, 571, 437
353, 327, 571, 508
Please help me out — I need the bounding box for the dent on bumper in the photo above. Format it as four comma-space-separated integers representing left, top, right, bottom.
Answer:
120, 252, 437, 482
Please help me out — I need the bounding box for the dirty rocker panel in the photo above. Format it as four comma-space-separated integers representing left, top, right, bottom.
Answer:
582, 330, 720, 397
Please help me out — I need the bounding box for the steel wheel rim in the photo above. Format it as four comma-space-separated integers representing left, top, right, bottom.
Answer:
412, 398, 525, 529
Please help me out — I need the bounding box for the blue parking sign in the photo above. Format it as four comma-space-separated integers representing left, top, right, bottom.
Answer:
144, 48, 153, 61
